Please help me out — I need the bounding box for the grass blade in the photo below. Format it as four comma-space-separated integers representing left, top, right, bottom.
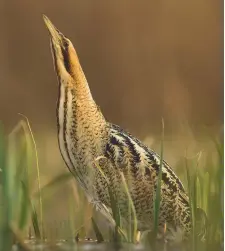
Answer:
30, 202, 41, 239
18, 181, 30, 231
91, 217, 104, 243
153, 118, 165, 243
18, 114, 43, 239
0, 124, 14, 250
120, 172, 137, 243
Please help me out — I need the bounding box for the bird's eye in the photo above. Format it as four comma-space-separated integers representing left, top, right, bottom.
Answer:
63, 39, 69, 49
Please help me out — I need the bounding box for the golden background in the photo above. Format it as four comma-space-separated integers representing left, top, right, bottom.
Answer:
0, 0, 223, 238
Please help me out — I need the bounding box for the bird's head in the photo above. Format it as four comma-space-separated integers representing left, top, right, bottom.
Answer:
43, 15, 86, 89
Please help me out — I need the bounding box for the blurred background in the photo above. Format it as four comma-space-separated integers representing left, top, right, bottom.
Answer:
0, 0, 223, 239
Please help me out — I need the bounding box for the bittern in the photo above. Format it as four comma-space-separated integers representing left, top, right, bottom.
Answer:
43, 15, 192, 241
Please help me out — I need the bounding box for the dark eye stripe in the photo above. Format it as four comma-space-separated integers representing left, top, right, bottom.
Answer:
61, 42, 71, 74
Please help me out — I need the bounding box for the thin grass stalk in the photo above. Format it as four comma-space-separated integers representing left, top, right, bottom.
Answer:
124, 165, 133, 243
18, 114, 43, 239
0, 125, 14, 251
18, 181, 30, 231
126, 169, 132, 243
185, 152, 202, 250
185, 155, 195, 250
17, 133, 31, 233
7, 125, 22, 222
94, 156, 124, 243
153, 118, 165, 242
193, 163, 198, 250
120, 172, 137, 243
108, 184, 121, 243
30, 202, 41, 239
91, 217, 104, 243
202, 172, 209, 215
1, 120, 34, 249
207, 142, 223, 249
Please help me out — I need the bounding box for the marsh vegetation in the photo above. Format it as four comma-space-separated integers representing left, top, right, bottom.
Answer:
0, 119, 223, 251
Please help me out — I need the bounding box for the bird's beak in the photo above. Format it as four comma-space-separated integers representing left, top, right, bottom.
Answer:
43, 15, 62, 45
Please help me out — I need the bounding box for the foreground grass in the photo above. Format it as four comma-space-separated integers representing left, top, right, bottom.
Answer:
0, 119, 223, 251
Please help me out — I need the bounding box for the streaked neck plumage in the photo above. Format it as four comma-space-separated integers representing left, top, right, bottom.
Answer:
43, 16, 107, 188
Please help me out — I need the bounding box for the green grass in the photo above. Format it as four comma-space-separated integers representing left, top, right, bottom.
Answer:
184, 140, 223, 251
0, 119, 74, 249
0, 119, 223, 251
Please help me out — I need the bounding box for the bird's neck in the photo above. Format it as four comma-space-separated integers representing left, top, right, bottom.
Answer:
56, 48, 108, 143
57, 82, 107, 137
56, 82, 107, 191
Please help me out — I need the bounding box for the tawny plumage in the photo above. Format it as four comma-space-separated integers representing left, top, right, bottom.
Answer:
43, 15, 191, 240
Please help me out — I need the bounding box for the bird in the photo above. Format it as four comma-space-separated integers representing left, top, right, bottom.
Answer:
43, 15, 192, 241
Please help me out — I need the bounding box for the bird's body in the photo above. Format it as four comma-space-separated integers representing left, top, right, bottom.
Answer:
43, 16, 191, 240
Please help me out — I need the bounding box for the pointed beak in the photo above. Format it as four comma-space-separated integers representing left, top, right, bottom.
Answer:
43, 15, 62, 45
